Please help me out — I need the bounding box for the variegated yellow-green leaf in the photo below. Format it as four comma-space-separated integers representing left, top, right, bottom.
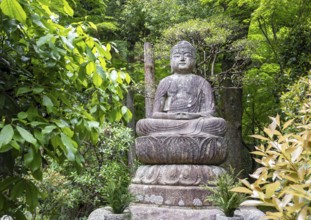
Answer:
265, 181, 280, 198
230, 187, 253, 194
0, 0, 27, 23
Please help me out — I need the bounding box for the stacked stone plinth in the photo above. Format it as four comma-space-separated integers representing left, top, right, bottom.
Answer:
129, 134, 227, 207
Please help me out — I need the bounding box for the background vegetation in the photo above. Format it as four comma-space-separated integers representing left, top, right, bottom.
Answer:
0, 0, 310, 218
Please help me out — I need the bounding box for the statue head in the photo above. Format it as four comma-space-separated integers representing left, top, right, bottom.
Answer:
170, 41, 196, 74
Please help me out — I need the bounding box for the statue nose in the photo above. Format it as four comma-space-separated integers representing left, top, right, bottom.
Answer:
180, 55, 185, 61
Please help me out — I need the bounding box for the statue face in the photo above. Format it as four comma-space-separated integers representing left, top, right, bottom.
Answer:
170, 47, 195, 74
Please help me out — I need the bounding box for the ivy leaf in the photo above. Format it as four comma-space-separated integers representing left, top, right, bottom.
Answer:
0, 0, 27, 24
16, 126, 37, 145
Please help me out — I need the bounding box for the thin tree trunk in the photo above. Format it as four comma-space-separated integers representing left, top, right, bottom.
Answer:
144, 42, 155, 118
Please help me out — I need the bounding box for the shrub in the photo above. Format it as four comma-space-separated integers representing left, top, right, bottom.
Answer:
205, 168, 246, 217
232, 80, 311, 219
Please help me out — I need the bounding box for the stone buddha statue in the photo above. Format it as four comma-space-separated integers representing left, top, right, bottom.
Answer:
136, 41, 226, 137
130, 41, 228, 209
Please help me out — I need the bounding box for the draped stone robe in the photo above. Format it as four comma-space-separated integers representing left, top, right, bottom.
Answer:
136, 74, 226, 137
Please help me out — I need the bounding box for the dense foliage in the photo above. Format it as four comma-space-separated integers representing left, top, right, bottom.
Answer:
232, 79, 311, 219
0, 0, 131, 218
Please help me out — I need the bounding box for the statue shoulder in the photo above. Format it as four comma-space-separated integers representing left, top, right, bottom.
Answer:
191, 74, 210, 85
158, 75, 173, 86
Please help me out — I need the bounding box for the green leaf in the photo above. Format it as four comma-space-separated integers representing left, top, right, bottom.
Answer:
60, 133, 77, 161
37, 34, 54, 47
17, 112, 28, 119
63, 0, 73, 16
0, 124, 14, 147
62, 126, 74, 138
93, 73, 103, 87
42, 95, 54, 109
16, 87, 32, 96
125, 73, 131, 84
11, 179, 25, 199
24, 147, 34, 168
88, 21, 97, 30
0, 0, 27, 24
25, 180, 39, 210
16, 126, 37, 145
0, 177, 19, 192
86, 61, 95, 75
42, 125, 57, 134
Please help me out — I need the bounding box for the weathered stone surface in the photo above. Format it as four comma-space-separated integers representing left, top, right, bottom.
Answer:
136, 135, 227, 164
235, 207, 265, 220
130, 204, 223, 220
136, 41, 226, 138
87, 207, 130, 220
130, 184, 213, 206
132, 165, 225, 185
129, 204, 265, 220
216, 214, 243, 220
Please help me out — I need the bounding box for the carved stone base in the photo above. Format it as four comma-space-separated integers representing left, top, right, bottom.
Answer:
136, 135, 227, 164
132, 165, 225, 186
129, 204, 265, 220
129, 184, 212, 207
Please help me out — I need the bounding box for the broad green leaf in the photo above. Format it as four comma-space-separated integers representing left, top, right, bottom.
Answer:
60, 133, 77, 161
11, 179, 24, 199
0, 0, 27, 24
42, 125, 57, 134
37, 34, 54, 47
125, 73, 131, 84
86, 61, 95, 75
42, 95, 54, 109
16, 126, 37, 145
93, 73, 103, 87
16, 87, 32, 96
63, 0, 73, 16
88, 21, 97, 30
24, 147, 34, 168
96, 66, 107, 80
0, 177, 19, 192
61, 36, 74, 50
17, 112, 28, 119
0, 124, 14, 146
90, 129, 99, 144
25, 181, 39, 210
62, 127, 74, 138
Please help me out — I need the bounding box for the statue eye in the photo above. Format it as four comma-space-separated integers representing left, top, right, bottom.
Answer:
184, 53, 192, 58
173, 54, 181, 58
